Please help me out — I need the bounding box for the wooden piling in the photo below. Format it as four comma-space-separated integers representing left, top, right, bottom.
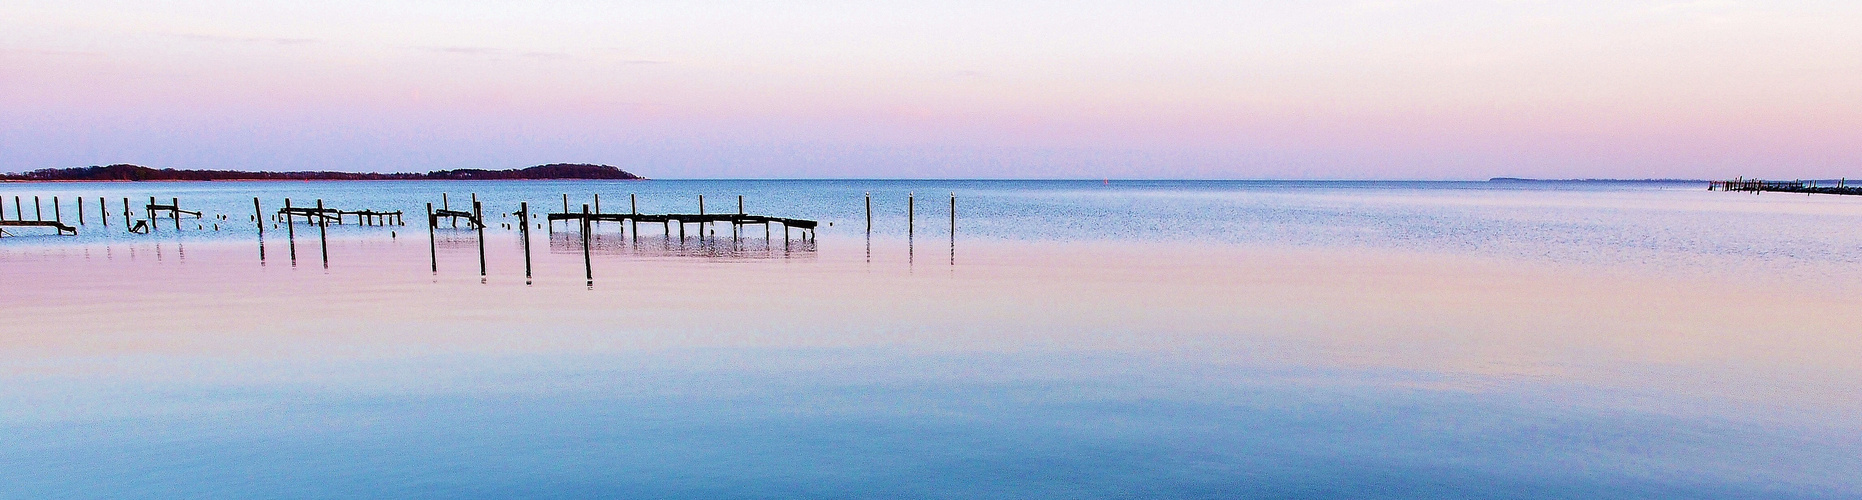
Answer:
100, 196, 108, 226
581, 204, 593, 284
316, 199, 328, 267
950, 193, 956, 264
631, 194, 639, 243
253, 198, 265, 262
53, 196, 61, 223
519, 202, 532, 280
424, 203, 437, 273
475, 200, 486, 277
35, 196, 43, 221
172, 198, 181, 230
77, 196, 84, 225
865, 192, 871, 235
284, 198, 297, 262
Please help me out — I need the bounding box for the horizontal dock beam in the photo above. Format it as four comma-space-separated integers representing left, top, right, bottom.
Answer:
546, 212, 817, 229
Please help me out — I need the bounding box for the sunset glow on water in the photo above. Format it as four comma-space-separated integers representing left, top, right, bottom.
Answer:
2, 180, 1858, 497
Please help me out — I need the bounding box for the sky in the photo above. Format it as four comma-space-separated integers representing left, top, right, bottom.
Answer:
1, 1, 1858, 179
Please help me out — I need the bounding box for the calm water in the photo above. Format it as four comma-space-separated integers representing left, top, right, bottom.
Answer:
1, 180, 1859, 498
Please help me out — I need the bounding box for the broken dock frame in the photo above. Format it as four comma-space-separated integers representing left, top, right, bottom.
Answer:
546, 210, 817, 242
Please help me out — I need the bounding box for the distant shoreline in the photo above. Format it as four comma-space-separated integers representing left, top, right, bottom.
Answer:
0, 163, 645, 182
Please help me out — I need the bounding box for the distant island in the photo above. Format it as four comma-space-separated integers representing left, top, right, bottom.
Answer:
0, 163, 644, 181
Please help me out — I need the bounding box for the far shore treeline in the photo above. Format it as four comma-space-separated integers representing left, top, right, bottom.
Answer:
0, 163, 644, 182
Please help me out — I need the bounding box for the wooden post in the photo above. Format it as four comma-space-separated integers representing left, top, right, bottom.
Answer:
698, 194, 706, 238
77, 196, 84, 225
475, 200, 486, 277
581, 204, 593, 284
950, 193, 956, 264
285, 198, 297, 262
865, 192, 871, 235
172, 198, 181, 230
316, 199, 328, 267
630, 193, 638, 243
35, 196, 43, 221
519, 202, 532, 280
53, 196, 61, 223
908, 192, 914, 240
427, 203, 437, 273
254, 198, 265, 262
562, 193, 569, 213
10, 196, 18, 221
100, 196, 108, 226
594, 194, 601, 214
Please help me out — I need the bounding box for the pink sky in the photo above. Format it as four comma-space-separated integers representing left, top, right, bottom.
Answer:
3, 1, 1858, 179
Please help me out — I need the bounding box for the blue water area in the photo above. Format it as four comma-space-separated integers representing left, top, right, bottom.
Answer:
0, 180, 1858, 498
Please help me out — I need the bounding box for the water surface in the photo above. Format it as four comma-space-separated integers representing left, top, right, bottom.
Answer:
1, 180, 1857, 498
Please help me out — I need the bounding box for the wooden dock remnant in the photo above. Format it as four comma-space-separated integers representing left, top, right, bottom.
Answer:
1711, 178, 1862, 196
147, 197, 202, 230
430, 205, 484, 229
0, 193, 78, 236
546, 209, 817, 241
0, 220, 78, 236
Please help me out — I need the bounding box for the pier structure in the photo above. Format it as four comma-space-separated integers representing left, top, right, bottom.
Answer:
337, 210, 404, 226
278, 206, 340, 225
146, 197, 202, 230
547, 210, 817, 243
1711, 178, 1862, 196
0, 194, 77, 236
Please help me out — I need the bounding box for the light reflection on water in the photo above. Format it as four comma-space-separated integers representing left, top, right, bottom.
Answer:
1, 181, 1860, 498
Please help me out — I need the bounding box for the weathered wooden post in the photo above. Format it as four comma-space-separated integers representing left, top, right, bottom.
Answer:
581, 204, 593, 284
426, 203, 437, 273
316, 199, 329, 267
77, 196, 84, 225
52, 196, 61, 223
284, 198, 297, 262
698, 194, 706, 238
35, 196, 43, 221
251, 198, 265, 259
630, 193, 639, 243
475, 200, 486, 277
865, 192, 871, 235
908, 192, 914, 239
950, 192, 956, 264
172, 198, 181, 230
519, 202, 532, 280
99, 196, 108, 226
